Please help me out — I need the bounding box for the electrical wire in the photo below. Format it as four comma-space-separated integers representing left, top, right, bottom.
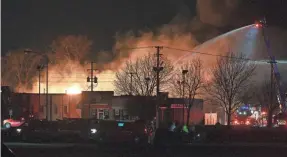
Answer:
164, 46, 254, 61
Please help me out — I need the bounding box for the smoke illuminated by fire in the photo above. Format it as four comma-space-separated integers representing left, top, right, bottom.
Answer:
29, 60, 115, 94
27, 32, 198, 94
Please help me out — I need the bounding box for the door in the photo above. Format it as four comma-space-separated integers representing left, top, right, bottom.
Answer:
98, 109, 104, 119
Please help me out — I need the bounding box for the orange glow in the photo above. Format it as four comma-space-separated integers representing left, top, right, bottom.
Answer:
66, 85, 82, 95
28, 61, 115, 94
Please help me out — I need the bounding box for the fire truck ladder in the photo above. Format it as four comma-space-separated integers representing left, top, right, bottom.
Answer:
259, 18, 286, 112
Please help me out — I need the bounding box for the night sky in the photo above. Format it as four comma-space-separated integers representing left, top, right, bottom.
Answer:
2, 0, 286, 56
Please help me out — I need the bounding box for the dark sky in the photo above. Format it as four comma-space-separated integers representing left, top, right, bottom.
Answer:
2, 0, 286, 55
2, 0, 191, 53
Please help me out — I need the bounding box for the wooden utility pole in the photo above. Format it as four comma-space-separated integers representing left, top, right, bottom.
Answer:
153, 46, 163, 128
181, 70, 188, 125
87, 62, 98, 118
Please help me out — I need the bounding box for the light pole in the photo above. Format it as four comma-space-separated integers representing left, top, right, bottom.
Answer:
36, 65, 44, 118
61, 93, 64, 119
24, 49, 49, 120
65, 90, 71, 118
177, 70, 188, 125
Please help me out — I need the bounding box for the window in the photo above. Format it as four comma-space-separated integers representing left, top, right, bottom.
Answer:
115, 109, 120, 116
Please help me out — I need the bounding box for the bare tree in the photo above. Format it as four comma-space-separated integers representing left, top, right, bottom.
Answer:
2, 49, 42, 91
114, 53, 173, 96
49, 35, 93, 81
170, 58, 204, 125
1, 57, 11, 86
51, 35, 92, 63
254, 81, 279, 127
205, 52, 256, 127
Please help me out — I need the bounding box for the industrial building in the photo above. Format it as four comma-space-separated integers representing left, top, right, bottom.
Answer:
8, 91, 204, 125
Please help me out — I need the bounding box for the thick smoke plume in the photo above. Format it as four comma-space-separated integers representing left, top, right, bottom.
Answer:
101, 0, 261, 70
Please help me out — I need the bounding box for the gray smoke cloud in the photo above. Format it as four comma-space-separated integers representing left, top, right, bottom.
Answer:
196, 0, 240, 27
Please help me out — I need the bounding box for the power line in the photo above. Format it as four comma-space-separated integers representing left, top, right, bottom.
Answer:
164, 46, 253, 61
116, 46, 155, 51
32, 80, 113, 84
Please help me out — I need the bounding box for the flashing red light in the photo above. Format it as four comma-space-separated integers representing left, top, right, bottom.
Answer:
234, 120, 238, 125
254, 21, 263, 28
245, 120, 250, 125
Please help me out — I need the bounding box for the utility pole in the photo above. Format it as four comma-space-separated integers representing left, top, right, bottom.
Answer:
181, 70, 188, 125
153, 46, 163, 129
87, 62, 98, 118
177, 80, 184, 123
128, 72, 136, 95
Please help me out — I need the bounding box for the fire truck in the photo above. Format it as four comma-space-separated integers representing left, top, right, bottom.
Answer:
232, 105, 257, 126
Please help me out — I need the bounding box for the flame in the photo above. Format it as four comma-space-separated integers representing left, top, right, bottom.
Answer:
66, 84, 82, 95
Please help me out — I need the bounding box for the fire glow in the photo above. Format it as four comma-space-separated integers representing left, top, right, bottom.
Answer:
66, 85, 82, 95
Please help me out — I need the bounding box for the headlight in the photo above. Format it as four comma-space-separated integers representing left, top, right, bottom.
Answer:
90, 128, 97, 134
16, 128, 22, 133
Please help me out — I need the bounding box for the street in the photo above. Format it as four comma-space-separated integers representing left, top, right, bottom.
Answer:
5, 142, 287, 157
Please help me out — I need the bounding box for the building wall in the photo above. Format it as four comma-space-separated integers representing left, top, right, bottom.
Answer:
1, 86, 12, 119
27, 93, 82, 121
80, 91, 114, 119
165, 100, 204, 125
14, 92, 204, 124
10, 93, 31, 120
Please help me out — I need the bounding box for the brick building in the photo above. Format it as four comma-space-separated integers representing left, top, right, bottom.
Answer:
10, 91, 204, 125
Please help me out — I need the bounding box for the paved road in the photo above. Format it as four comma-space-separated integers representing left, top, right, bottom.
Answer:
5, 142, 287, 157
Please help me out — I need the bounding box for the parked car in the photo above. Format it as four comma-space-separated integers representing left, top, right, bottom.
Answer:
90, 120, 150, 146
